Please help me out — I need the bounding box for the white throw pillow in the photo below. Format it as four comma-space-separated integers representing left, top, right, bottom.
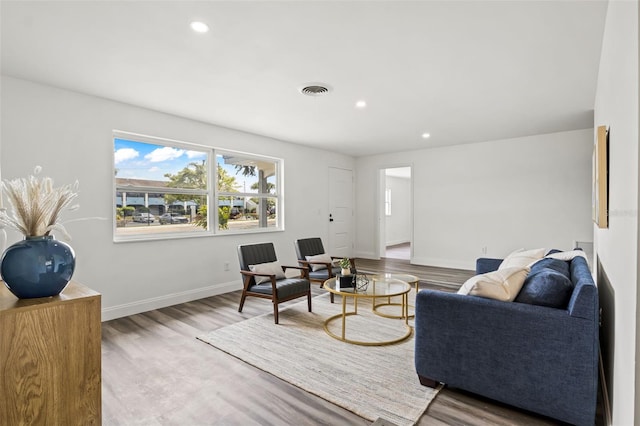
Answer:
545, 250, 588, 261
457, 285, 471, 296
305, 253, 333, 271
499, 248, 546, 269
249, 261, 286, 284
459, 266, 530, 302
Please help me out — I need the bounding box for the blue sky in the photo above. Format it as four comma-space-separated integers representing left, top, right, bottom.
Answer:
114, 138, 255, 192
114, 138, 208, 181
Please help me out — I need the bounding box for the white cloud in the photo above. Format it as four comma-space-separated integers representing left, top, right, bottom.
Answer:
145, 147, 185, 162
186, 150, 206, 159
114, 148, 139, 164
148, 166, 160, 172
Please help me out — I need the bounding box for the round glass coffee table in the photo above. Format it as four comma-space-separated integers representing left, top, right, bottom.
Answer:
370, 273, 420, 319
323, 276, 412, 346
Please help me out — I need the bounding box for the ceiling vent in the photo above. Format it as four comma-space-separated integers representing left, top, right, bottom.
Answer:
300, 83, 331, 96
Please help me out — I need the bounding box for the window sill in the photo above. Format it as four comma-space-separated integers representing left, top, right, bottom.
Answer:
113, 227, 284, 243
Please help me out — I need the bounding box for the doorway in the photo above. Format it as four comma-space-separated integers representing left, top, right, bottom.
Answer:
378, 166, 412, 260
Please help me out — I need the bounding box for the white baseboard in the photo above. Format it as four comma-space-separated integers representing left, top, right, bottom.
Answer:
355, 250, 378, 260
411, 256, 475, 271
385, 239, 410, 247
101, 280, 243, 322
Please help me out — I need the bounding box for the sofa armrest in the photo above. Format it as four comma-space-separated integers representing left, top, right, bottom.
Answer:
414, 290, 598, 425
475, 257, 502, 274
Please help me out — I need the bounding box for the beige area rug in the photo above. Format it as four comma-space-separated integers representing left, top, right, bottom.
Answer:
197, 292, 440, 426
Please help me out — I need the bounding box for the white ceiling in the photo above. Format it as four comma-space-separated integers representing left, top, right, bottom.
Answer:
0, 1, 607, 157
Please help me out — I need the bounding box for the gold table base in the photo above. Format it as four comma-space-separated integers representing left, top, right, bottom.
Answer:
323, 293, 412, 346
372, 299, 415, 319
370, 274, 420, 320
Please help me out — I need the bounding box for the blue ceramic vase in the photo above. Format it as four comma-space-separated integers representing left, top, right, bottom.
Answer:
0, 235, 76, 299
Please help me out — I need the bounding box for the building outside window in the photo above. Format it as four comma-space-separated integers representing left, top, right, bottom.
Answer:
113, 131, 282, 241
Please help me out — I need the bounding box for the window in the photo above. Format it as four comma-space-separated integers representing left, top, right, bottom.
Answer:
385, 188, 392, 216
216, 152, 279, 232
113, 131, 282, 240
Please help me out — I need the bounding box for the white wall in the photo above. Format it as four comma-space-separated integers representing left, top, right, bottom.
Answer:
0, 76, 355, 320
385, 175, 411, 246
593, 1, 639, 424
356, 129, 594, 269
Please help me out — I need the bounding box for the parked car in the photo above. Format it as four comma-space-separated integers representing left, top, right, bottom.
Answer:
159, 213, 189, 224
132, 212, 155, 223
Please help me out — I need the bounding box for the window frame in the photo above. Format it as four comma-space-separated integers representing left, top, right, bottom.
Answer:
113, 131, 284, 242
215, 149, 283, 233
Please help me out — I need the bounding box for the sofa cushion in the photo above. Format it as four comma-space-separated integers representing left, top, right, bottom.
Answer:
305, 253, 333, 271
249, 261, 286, 283
459, 266, 530, 302
499, 248, 546, 269
515, 268, 574, 309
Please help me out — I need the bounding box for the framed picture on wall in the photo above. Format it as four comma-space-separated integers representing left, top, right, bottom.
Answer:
593, 125, 609, 229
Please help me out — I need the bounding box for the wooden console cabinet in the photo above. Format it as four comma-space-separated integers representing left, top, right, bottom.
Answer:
0, 281, 101, 425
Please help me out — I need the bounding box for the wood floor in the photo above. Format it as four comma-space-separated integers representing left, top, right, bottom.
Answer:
102, 258, 598, 425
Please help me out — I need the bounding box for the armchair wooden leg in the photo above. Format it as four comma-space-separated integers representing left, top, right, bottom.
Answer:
273, 302, 279, 324
322, 283, 335, 303
238, 292, 247, 312
307, 291, 312, 312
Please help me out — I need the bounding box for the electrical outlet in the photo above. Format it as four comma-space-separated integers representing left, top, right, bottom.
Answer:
223, 261, 230, 271
481, 246, 488, 255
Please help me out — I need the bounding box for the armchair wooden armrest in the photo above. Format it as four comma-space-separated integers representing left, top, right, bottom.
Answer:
300, 259, 335, 270
239, 269, 277, 289
239, 269, 275, 278
282, 265, 309, 279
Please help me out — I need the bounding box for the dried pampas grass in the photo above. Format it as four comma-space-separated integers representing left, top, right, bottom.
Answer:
0, 166, 79, 240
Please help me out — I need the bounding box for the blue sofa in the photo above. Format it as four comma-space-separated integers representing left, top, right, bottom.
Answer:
414, 254, 599, 425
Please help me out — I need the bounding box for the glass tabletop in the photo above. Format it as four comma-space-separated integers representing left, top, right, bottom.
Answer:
370, 273, 419, 284
324, 276, 410, 297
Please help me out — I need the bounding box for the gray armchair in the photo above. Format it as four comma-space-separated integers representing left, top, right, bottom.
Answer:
294, 237, 355, 303
237, 242, 311, 324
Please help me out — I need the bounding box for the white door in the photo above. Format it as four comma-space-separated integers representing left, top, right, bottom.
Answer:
328, 167, 353, 257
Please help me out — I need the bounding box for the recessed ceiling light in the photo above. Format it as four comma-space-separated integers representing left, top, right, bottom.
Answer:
190, 21, 209, 33
421, 133, 431, 139
355, 100, 367, 109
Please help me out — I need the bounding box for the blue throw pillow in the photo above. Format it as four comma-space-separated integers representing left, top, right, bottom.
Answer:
529, 258, 570, 278
515, 268, 574, 309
